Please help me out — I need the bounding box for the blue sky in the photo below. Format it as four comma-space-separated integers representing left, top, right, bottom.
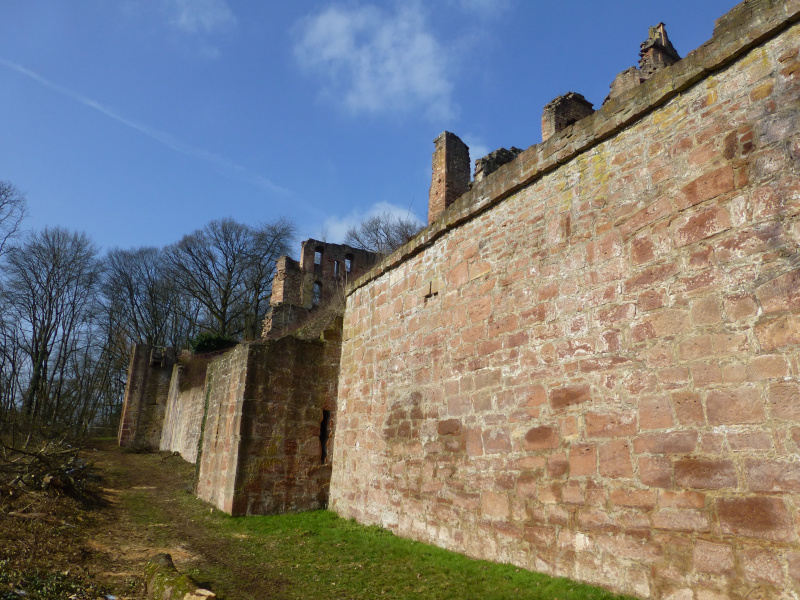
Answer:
1, 0, 738, 252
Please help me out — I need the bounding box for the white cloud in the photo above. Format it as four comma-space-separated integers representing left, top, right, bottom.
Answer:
165, 0, 237, 35
450, 0, 514, 14
318, 201, 424, 244
294, 3, 456, 120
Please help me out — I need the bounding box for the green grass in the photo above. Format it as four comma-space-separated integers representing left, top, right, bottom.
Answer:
171, 496, 635, 600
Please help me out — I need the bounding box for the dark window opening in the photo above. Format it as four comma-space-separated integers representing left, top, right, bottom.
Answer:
345, 253, 353, 273
314, 247, 323, 265
334, 260, 340, 277
312, 282, 322, 307
320, 409, 331, 464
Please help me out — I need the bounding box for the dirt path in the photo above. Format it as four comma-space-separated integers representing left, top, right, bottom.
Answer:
82, 440, 285, 599
1, 440, 283, 599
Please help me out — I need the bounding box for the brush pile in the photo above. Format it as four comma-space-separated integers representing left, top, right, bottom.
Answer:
0, 438, 96, 501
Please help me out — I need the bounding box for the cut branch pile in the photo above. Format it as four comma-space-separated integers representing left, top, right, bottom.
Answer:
0, 439, 96, 501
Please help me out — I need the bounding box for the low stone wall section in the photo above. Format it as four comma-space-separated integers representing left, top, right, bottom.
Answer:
118, 344, 176, 449
196, 323, 342, 516
160, 356, 213, 464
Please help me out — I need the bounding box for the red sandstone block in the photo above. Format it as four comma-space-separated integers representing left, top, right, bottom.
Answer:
706, 387, 764, 425
633, 431, 698, 455
560, 415, 578, 437
692, 539, 734, 574
562, 480, 584, 505
727, 431, 773, 451
652, 509, 710, 532
675, 458, 737, 490
672, 205, 732, 248
716, 496, 794, 542
745, 354, 789, 381
677, 166, 735, 209
639, 456, 672, 488
546, 504, 569, 526
741, 547, 784, 587
630, 231, 657, 265
576, 509, 617, 533
599, 440, 633, 478
711, 332, 748, 356
596, 534, 662, 562
549, 384, 591, 411
678, 335, 713, 361
609, 488, 657, 509
638, 288, 667, 311
691, 297, 722, 326
639, 396, 675, 429
657, 367, 690, 390
482, 427, 511, 454
744, 458, 800, 492
756, 268, 800, 314
438, 419, 462, 436
481, 491, 510, 518
619, 198, 672, 238
517, 473, 538, 499
523, 425, 560, 451
488, 314, 519, 338
768, 382, 800, 421
578, 355, 630, 373
569, 443, 597, 476
523, 525, 556, 548
659, 490, 705, 509
755, 314, 800, 351
538, 482, 561, 504
687, 142, 719, 167
448, 262, 469, 287
690, 363, 722, 387
789, 551, 800, 584
585, 410, 637, 438
547, 452, 568, 477
586, 232, 623, 264
624, 262, 680, 294
466, 427, 483, 457
595, 303, 636, 326
632, 309, 689, 342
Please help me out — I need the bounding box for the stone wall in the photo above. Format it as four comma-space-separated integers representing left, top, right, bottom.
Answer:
330, 3, 800, 599
196, 320, 343, 516
264, 239, 378, 339
118, 344, 176, 449
196, 344, 249, 514
159, 355, 213, 463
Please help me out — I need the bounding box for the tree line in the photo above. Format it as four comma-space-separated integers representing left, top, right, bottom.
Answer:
0, 181, 295, 439
0, 178, 423, 441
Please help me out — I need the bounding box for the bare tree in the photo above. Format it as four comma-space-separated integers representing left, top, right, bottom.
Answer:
344, 212, 423, 255
103, 246, 184, 347
0, 181, 27, 258
2, 228, 101, 419
164, 217, 295, 339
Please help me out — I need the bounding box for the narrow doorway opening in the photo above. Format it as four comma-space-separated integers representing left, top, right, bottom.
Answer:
320, 410, 331, 464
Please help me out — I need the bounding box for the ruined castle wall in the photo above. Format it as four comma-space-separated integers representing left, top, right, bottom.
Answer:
159, 357, 213, 463
232, 332, 341, 516
196, 345, 249, 514
196, 328, 342, 516
118, 344, 176, 449
331, 5, 800, 599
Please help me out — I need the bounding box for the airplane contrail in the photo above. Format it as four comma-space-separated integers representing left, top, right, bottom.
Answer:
0, 57, 291, 197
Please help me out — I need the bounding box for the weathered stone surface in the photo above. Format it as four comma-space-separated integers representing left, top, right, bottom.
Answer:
118, 344, 176, 450
331, 4, 800, 598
